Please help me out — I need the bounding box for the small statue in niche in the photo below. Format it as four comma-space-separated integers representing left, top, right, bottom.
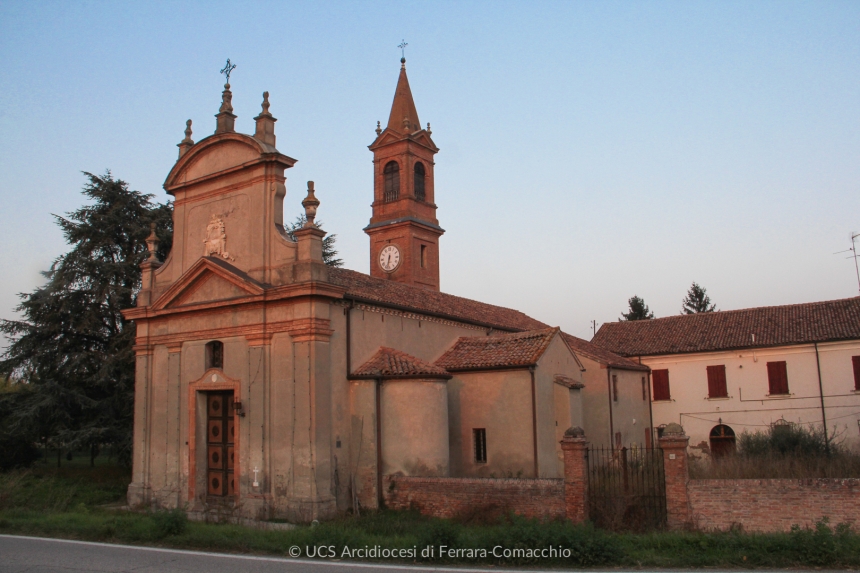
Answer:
204, 215, 232, 260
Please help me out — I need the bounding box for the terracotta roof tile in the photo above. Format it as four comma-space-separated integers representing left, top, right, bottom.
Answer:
592, 297, 860, 357
561, 332, 649, 371
435, 328, 559, 371
329, 268, 548, 332
351, 347, 451, 379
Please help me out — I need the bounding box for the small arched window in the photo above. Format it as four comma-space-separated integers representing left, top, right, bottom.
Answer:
413, 162, 426, 202
205, 341, 224, 370
383, 161, 400, 202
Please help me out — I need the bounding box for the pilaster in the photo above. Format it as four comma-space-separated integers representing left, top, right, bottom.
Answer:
659, 423, 691, 530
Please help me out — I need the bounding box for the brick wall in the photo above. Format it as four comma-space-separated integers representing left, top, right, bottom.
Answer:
382, 475, 565, 520
688, 478, 860, 532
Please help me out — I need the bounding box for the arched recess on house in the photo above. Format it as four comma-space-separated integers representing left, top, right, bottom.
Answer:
383, 161, 400, 202
709, 424, 736, 458
205, 340, 224, 370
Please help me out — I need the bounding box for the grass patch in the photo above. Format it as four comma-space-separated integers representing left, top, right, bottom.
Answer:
1, 465, 860, 568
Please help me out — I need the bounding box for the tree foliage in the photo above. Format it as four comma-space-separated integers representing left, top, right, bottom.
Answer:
284, 214, 344, 267
621, 296, 655, 321
0, 172, 173, 467
681, 282, 716, 314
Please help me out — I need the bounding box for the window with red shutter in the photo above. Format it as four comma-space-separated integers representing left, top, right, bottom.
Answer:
852, 356, 860, 391
707, 365, 728, 398
767, 361, 789, 395
652, 369, 670, 401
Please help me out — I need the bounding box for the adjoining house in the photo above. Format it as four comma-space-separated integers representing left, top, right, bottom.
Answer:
592, 298, 860, 453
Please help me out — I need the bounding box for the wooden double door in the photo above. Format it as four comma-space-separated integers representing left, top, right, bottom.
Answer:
207, 391, 235, 497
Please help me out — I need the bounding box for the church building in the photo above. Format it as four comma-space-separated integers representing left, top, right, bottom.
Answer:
123, 58, 650, 522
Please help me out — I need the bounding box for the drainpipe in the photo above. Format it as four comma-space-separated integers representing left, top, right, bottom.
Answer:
345, 301, 354, 377
606, 368, 615, 450
642, 356, 654, 448
375, 377, 384, 505
529, 366, 539, 478
814, 342, 830, 454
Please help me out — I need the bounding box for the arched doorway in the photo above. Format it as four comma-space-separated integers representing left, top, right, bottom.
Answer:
709, 424, 736, 458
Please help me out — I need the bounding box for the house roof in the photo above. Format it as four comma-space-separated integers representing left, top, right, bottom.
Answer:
329, 267, 549, 332
351, 347, 451, 379
435, 328, 560, 371
561, 332, 649, 372
592, 296, 860, 357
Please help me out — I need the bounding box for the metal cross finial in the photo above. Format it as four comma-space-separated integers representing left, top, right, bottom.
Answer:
398, 40, 408, 60
220, 58, 237, 84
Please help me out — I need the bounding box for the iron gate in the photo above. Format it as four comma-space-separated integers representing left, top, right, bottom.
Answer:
586, 445, 666, 531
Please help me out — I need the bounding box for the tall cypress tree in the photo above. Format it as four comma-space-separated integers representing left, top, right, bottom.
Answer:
0, 172, 172, 465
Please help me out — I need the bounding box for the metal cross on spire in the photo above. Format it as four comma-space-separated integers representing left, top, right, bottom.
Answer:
398, 40, 408, 60
220, 58, 237, 84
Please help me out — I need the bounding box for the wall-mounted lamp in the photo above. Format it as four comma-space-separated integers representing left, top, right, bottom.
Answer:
233, 398, 246, 417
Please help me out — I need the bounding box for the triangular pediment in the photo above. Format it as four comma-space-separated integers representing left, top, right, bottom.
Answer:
152, 257, 265, 310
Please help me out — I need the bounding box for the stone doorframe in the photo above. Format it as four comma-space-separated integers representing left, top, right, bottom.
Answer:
187, 369, 242, 504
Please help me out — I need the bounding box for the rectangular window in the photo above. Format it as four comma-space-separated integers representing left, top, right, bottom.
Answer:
641, 376, 647, 401
652, 369, 670, 401
612, 374, 618, 402
853, 356, 860, 391
473, 428, 487, 463
706, 365, 728, 398
420, 245, 426, 268
644, 427, 652, 449
767, 361, 789, 395
614, 431, 622, 449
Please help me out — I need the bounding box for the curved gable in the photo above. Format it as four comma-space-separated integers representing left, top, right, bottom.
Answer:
164, 133, 272, 190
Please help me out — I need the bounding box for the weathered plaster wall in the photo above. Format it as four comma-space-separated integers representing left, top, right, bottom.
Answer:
448, 369, 534, 478
579, 358, 651, 449
380, 379, 449, 476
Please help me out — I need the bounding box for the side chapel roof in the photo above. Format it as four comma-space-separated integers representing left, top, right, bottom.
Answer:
435, 328, 560, 371
351, 347, 451, 379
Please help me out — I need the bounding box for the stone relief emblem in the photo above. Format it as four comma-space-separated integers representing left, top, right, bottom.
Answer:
203, 215, 233, 260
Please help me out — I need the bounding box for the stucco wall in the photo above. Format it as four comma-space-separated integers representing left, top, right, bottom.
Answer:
580, 357, 652, 449
640, 340, 860, 451
380, 379, 449, 476
448, 370, 535, 478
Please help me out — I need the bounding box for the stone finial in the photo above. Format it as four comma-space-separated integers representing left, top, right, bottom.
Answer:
663, 423, 685, 435
426, 122, 432, 135
564, 426, 585, 438
145, 223, 161, 263
375, 121, 382, 136
302, 181, 320, 228
177, 119, 194, 158
215, 83, 236, 134
402, 116, 410, 132
253, 91, 277, 146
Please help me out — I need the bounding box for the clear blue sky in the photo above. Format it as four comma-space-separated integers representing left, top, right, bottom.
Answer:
1, 0, 858, 342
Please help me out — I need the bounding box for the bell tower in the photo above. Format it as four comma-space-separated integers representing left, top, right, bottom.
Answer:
365, 57, 443, 291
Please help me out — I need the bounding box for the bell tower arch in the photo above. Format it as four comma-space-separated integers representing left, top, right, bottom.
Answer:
365, 58, 443, 291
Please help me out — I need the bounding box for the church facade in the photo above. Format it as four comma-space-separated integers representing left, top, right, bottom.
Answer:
123, 60, 650, 522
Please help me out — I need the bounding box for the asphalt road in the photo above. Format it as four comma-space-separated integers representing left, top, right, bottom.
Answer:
0, 535, 836, 573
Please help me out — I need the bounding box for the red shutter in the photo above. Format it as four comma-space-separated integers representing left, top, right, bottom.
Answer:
707, 365, 728, 398
652, 369, 670, 401
767, 361, 789, 395
852, 356, 860, 391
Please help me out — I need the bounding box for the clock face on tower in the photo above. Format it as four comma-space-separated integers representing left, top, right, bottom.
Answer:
378, 245, 401, 273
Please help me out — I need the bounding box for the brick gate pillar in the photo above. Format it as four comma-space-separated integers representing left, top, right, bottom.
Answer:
658, 423, 690, 530
561, 427, 588, 523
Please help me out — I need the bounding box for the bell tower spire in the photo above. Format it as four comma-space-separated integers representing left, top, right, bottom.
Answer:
365, 56, 443, 291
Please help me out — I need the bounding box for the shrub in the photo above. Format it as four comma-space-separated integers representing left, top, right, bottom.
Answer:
152, 508, 187, 538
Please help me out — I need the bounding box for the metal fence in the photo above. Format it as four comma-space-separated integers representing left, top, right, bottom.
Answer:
586, 445, 667, 531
